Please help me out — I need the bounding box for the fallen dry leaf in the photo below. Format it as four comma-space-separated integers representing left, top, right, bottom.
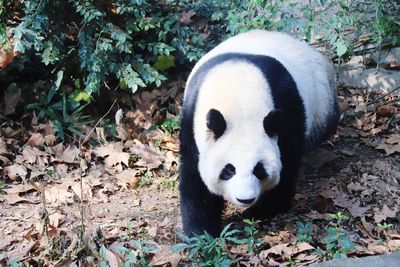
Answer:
26, 133, 45, 147
333, 192, 370, 217
302, 147, 338, 169
386, 134, 400, 144
375, 143, 400, 155
150, 245, 182, 267
57, 145, 79, 163
94, 142, 130, 168
46, 183, 74, 205
373, 205, 398, 223
49, 212, 65, 228
21, 146, 49, 165
130, 141, 165, 170
3, 189, 40, 205
4, 164, 28, 181
296, 242, 315, 253
6, 240, 36, 262
260, 243, 292, 258
115, 169, 140, 189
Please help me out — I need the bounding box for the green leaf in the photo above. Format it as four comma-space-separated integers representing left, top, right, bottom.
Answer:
48, 70, 64, 103
153, 55, 175, 72
340, 236, 355, 251
335, 39, 348, 57
69, 90, 92, 103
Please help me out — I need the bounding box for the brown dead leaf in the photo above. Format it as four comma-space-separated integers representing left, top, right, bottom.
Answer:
382, 60, 400, 70
0, 138, 9, 154
115, 169, 140, 189
46, 183, 74, 204
44, 134, 56, 146
27, 133, 45, 147
4, 191, 40, 205
347, 182, 365, 192
260, 243, 292, 258
373, 205, 398, 223
367, 244, 389, 254
116, 125, 131, 140
296, 242, 314, 253
102, 245, 122, 267
6, 240, 36, 262
333, 192, 370, 217
295, 253, 319, 264
94, 142, 130, 168
375, 140, 400, 155
4, 164, 28, 181
151, 245, 182, 267
180, 10, 196, 24
57, 145, 79, 163
387, 240, 400, 251
302, 147, 338, 169
386, 134, 400, 144
49, 212, 65, 228
21, 146, 49, 165
130, 141, 165, 170
71, 179, 92, 200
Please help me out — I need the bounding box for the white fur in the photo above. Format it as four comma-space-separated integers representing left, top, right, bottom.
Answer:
187, 30, 336, 140
194, 61, 281, 207
186, 30, 335, 208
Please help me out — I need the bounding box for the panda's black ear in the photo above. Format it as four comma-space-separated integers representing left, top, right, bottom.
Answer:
206, 109, 226, 139
263, 109, 283, 137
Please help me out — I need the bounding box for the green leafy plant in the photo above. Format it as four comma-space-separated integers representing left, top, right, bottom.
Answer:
160, 178, 178, 192
160, 117, 181, 134
0, 180, 6, 195
378, 221, 394, 243
27, 70, 94, 140
138, 171, 153, 188
319, 212, 356, 260
174, 223, 240, 266
241, 218, 263, 254
296, 221, 314, 243
115, 240, 156, 267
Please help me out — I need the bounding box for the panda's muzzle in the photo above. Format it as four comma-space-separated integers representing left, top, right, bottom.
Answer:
236, 198, 256, 204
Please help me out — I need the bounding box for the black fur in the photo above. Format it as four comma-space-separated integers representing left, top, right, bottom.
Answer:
263, 109, 283, 137
253, 162, 268, 180
206, 109, 227, 139
219, 164, 236, 181
179, 53, 335, 236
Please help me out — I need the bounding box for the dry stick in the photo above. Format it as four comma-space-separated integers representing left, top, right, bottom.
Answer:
40, 181, 49, 242
74, 99, 117, 242
367, 86, 400, 106
81, 99, 117, 146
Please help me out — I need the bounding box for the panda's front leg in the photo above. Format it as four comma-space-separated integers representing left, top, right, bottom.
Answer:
179, 169, 225, 237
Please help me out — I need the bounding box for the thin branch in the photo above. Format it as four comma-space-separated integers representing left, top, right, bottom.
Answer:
367, 86, 400, 106
81, 99, 117, 146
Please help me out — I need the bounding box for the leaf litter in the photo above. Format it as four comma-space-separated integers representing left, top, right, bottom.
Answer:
0, 84, 399, 265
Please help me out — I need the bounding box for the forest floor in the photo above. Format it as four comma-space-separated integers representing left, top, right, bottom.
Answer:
0, 82, 399, 266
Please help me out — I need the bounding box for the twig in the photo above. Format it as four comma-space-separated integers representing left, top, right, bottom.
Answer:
74, 99, 117, 242
78, 145, 85, 243
81, 99, 117, 146
367, 86, 400, 106
39, 180, 49, 242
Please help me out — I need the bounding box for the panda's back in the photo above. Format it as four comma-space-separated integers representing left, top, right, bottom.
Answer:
186, 30, 338, 146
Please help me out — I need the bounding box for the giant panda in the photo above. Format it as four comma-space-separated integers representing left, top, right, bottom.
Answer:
179, 30, 340, 236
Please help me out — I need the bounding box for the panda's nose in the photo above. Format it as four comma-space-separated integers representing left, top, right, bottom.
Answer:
236, 198, 255, 204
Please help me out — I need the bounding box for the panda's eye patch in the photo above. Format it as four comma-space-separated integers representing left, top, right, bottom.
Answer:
219, 164, 236, 180
253, 162, 268, 180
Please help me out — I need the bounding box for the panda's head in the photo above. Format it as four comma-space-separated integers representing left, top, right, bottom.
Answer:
197, 107, 283, 208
